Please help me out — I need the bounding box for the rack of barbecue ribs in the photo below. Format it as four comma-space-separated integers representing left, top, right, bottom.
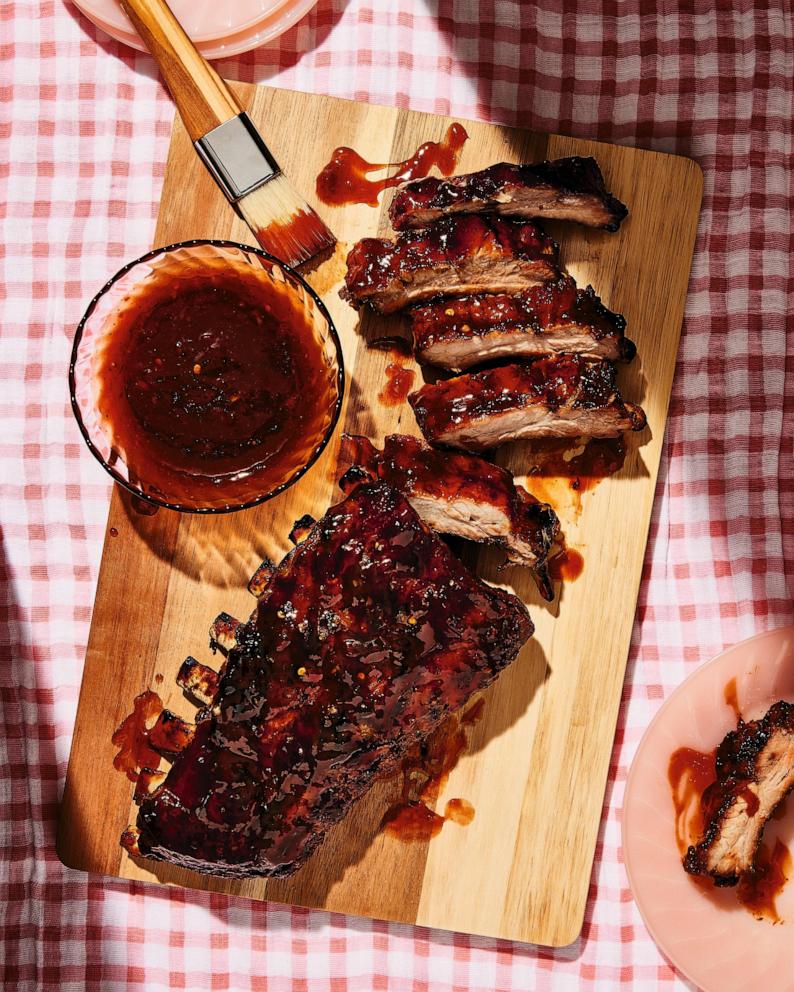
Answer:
684, 700, 794, 887
341, 215, 559, 313
409, 357, 646, 452
410, 276, 636, 371
121, 482, 533, 877
339, 433, 562, 599
389, 157, 629, 232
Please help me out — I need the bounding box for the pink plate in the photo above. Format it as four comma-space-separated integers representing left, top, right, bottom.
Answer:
71, 0, 320, 59
623, 626, 794, 992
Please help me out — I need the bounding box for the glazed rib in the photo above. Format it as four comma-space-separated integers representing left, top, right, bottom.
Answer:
408, 357, 646, 452
410, 276, 635, 370
130, 482, 532, 877
389, 158, 628, 232
340, 434, 561, 598
684, 700, 794, 886
341, 215, 559, 314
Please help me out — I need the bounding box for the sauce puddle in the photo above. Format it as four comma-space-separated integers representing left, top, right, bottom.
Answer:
112, 690, 163, 782
548, 548, 584, 583
378, 363, 416, 406
523, 437, 627, 518
316, 123, 469, 207
381, 696, 484, 841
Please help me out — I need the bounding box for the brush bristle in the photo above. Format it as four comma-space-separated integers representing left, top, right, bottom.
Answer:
238, 175, 336, 268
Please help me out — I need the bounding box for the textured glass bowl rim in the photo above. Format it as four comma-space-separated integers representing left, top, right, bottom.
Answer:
69, 238, 345, 515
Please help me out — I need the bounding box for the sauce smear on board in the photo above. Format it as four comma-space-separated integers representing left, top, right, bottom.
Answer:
378, 363, 416, 406
316, 123, 469, 207
382, 697, 484, 841
548, 548, 585, 583
96, 265, 336, 509
112, 690, 163, 782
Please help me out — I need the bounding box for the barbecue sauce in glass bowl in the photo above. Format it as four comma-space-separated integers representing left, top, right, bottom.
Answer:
73, 241, 343, 512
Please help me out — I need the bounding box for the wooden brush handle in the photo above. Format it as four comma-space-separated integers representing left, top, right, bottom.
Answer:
118, 0, 242, 140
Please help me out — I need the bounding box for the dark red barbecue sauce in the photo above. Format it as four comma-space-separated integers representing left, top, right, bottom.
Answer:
96, 267, 335, 508
378, 363, 416, 407
738, 840, 791, 922
724, 677, 741, 721
381, 697, 484, 841
527, 437, 626, 494
668, 745, 717, 859
316, 123, 469, 207
548, 548, 585, 583
112, 690, 163, 783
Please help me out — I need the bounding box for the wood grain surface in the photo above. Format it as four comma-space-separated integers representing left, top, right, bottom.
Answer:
57, 83, 702, 947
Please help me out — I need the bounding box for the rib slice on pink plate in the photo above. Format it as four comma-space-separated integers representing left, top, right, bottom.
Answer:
72, 0, 320, 58
623, 626, 794, 992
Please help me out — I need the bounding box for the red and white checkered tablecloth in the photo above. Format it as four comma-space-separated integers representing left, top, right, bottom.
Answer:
2, 0, 793, 988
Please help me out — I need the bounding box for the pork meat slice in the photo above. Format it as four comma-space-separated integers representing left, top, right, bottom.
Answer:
408, 357, 647, 452
389, 157, 628, 232
341, 215, 559, 314
410, 276, 635, 370
684, 700, 794, 886
340, 433, 561, 599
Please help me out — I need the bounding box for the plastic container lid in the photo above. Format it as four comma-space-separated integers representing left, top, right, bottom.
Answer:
72, 0, 320, 59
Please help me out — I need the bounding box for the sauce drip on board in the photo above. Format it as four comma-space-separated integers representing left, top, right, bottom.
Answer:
316, 123, 469, 207
523, 437, 627, 518
112, 690, 163, 782
527, 437, 626, 492
378, 363, 416, 406
381, 696, 485, 841
548, 548, 585, 583
96, 265, 336, 509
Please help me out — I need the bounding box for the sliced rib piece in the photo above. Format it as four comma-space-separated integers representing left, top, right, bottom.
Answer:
684, 700, 794, 886
340, 434, 561, 599
389, 157, 628, 232
410, 276, 635, 371
408, 357, 646, 452
341, 215, 559, 314
130, 482, 532, 878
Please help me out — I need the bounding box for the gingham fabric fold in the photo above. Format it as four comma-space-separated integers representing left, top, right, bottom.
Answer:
2, 1, 792, 988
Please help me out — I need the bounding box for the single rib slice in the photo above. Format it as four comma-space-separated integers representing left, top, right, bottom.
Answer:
389, 157, 628, 232
340, 434, 561, 598
684, 700, 794, 886
409, 357, 647, 452
410, 276, 635, 371
341, 215, 559, 314
131, 482, 533, 877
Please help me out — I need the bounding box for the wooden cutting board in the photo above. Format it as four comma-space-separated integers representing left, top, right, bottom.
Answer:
57, 82, 702, 947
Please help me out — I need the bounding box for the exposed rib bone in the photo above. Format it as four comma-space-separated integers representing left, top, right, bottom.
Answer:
176, 656, 220, 705
248, 557, 275, 599
289, 514, 316, 545
148, 710, 195, 756
120, 826, 142, 856
209, 612, 241, 654
134, 767, 167, 804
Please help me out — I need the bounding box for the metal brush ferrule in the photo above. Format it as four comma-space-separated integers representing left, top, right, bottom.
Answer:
194, 113, 281, 204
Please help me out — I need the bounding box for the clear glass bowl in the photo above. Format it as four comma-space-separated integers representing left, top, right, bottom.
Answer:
70, 240, 344, 513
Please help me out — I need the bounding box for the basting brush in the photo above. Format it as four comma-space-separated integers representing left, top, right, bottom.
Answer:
118, 0, 335, 267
